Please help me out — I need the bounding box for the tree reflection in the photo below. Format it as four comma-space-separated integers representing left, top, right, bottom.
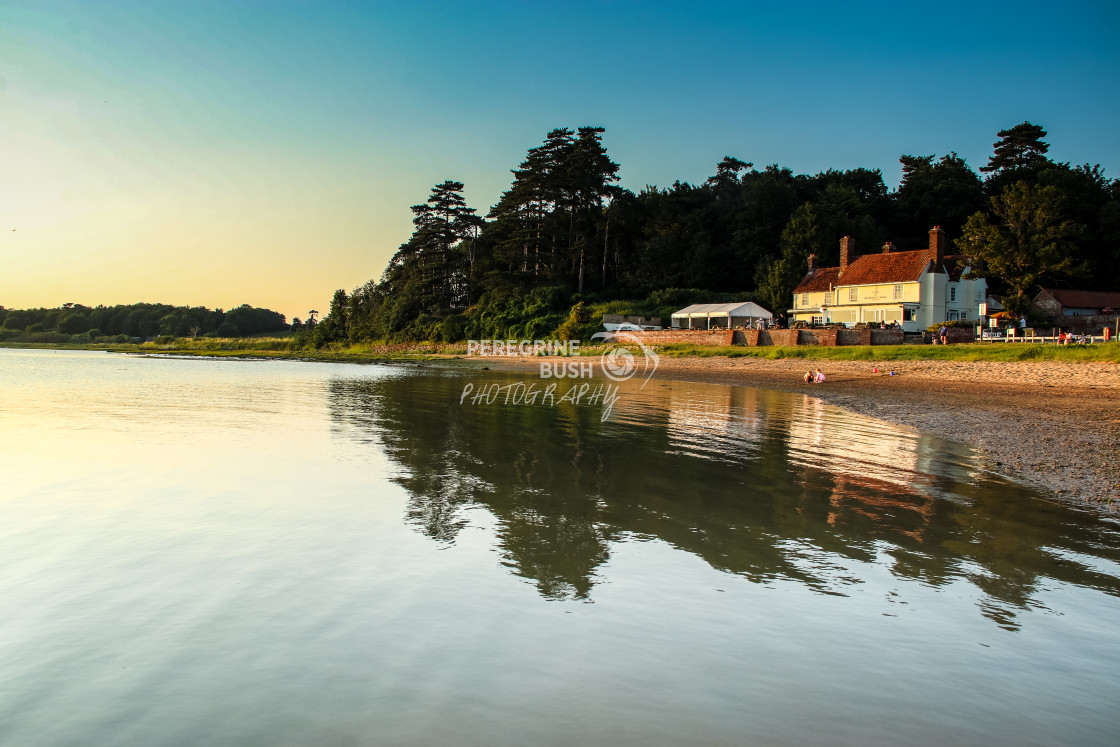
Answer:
327, 371, 1120, 624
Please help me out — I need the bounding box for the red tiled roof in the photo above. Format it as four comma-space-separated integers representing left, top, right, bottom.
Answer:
793, 267, 840, 293
1038, 288, 1120, 310
837, 250, 931, 286
793, 250, 980, 292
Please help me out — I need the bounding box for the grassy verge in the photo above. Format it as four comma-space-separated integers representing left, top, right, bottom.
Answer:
0, 341, 146, 352
648, 341, 1120, 363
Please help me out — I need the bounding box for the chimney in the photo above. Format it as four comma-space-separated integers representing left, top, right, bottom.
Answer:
807, 253, 816, 272
928, 226, 946, 269
839, 236, 855, 276
882, 241, 895, 254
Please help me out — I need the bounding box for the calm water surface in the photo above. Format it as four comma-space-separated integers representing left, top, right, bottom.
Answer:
1, 348, 1118, 745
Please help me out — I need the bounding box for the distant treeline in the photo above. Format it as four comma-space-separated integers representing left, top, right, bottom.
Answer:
303, 121, 1118, 345
0, 302, 287, 343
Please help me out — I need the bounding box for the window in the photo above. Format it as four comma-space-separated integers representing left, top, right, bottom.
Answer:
872, 309, 885, 322
949, 285, 957, 302
848, 287, 858, 302
823, 292, 831, 306
893, 284, 904, 300
811, 316, 824, 325
903, 308, 916, 322
800, 293, 808, 307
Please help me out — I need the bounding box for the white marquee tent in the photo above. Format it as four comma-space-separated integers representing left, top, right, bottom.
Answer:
671, 302, 773, 329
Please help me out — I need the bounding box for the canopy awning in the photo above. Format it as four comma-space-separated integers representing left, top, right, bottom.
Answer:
671, 302, 773, 319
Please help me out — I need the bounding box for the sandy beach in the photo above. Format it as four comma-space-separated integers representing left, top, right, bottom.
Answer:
490, 355, 1120, 509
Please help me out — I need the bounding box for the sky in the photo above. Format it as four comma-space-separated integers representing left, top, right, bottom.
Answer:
2, 0, 1118, 321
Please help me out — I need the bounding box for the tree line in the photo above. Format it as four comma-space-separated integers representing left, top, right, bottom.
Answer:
308, 121, 1115, 343
0, 302, 288, 342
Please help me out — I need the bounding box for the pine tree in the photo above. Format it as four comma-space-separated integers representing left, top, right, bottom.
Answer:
486, 126, 618, 289
405, 180, 482, 310
980, 122, 1050, 174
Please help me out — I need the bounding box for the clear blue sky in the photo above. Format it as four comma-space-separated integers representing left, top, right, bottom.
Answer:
3, 0, 1117, 319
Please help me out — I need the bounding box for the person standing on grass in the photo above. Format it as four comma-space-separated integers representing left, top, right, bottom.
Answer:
939, 325, 948, 345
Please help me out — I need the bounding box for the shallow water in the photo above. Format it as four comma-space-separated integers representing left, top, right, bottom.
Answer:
1, 348, 1118, 745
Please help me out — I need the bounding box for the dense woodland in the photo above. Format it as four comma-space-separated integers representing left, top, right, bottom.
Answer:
0, 302, 287, 343
310, 122, 1118, 344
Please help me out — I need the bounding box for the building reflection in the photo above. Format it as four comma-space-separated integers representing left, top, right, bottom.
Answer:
326, 370, 1120, 627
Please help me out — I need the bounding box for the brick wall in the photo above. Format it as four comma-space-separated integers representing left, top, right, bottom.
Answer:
769, 330, 800, 346
870, 329, 905, 345
609, 329, 735, 346
604, 326, 919, 348
797, 329, 839, 346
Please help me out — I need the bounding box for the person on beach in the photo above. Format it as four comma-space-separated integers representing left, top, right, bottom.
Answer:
815, 369, 825, 384
803, 370, 814, 384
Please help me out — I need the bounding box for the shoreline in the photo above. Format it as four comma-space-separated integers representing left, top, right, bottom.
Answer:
485, 355, 1120, 511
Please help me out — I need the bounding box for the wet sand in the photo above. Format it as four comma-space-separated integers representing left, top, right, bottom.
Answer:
489, 356, 1120, 509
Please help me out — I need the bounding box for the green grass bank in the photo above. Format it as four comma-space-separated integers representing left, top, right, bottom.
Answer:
4, 338, 1118, 364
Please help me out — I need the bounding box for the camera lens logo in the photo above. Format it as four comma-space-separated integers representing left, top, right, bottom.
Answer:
591, 331, 659, 387
601, 347, 637, 380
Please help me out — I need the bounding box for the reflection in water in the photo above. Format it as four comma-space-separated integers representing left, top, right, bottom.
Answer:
328, 370, 1120, 626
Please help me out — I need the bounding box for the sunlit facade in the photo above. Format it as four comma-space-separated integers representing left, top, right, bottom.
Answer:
790, 227, 986, 331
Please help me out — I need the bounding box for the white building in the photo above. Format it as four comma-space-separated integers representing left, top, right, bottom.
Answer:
790, 227, 987, 331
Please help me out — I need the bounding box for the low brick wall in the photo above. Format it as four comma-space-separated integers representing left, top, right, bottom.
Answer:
735, 330, 758, 346
768, 330, 799, 346
796, 329, 832, 346
870, 329, 905, 345
620, 329, 735, 346
612, 327, 914, 348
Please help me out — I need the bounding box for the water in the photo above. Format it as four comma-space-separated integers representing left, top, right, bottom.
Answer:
1, 348, 1118, 745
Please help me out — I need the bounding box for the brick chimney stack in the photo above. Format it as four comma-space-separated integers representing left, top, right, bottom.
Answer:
807, 253, 816, 272
882, 241, 894, 254
839, 236, 855, 276
928, 226, 946, 269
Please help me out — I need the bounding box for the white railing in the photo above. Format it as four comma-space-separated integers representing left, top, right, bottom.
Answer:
976, 330, 1103, 344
